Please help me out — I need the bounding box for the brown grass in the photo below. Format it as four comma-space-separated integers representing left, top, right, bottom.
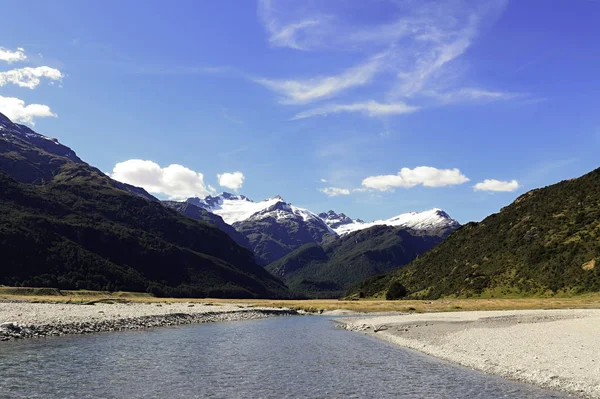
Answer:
1, 286, 600, 313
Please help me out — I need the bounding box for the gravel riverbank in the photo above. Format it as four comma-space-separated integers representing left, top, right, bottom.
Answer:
341, 309, 600, 399
0, 301, 297, 341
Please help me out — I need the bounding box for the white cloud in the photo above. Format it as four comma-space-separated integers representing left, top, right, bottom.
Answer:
473, 179, 520, 192
292, 100, 419, 120
0, 47, 27, 63
217, 171, 245, 192
0, 95, 57, 125
255, 58, 381, 104
0, 66, 64, 89
362, 166, 470, 191
319, 187, 350, 197
111, 159, 215, 200
320, 178, 327, 183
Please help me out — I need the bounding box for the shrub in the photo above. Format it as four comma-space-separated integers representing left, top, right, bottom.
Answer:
386, 281, 407, 300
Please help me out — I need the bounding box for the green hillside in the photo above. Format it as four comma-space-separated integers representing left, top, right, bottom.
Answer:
349, 168, 600, 299
267, 225, 442, 298
0, 164, 289, 298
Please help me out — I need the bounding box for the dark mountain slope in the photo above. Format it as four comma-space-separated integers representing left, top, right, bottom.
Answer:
0, 113, 156, 201
0, 166, 288, 298
232, 201, 334, 265
350, 168, 600, 299
266, 225, 442, 298
162, 201, 251, 250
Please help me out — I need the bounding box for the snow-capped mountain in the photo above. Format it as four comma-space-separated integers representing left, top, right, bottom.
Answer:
188, 193, 286, 224
188, 193, 332, 230
318, 210, 359, 229
327, 208, 460, 238
187, 193, 334, 264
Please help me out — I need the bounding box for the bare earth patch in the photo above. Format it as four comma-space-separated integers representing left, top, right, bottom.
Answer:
583, 259, 596, 270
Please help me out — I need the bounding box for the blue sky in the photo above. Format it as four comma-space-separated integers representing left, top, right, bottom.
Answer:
1, 0, 599, 223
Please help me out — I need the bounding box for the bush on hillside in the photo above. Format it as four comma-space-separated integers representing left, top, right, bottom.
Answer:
386, 281, 407, 300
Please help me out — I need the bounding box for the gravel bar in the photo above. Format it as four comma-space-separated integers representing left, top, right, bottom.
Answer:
340, 309, 600, 399
0, 301, 297, 341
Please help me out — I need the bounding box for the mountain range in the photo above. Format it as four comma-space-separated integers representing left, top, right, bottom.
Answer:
187, 194, 335, 265
164, 192, 461, 296
2, 110, 598, 300
349, 167, 600, 299
0, 112, 287, 298
1, 111, 457, 298
178, 192, 460, 266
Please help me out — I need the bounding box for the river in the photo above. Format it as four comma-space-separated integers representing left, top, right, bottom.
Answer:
0, 315, 571, 398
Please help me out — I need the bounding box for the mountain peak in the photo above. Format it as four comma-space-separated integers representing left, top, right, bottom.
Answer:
0, 112, 12, 127
318, 209, 354, 229
220, 192, 250, 201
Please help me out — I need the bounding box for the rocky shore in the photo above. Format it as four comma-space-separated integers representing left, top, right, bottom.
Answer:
0, 301, 297, 341
341, 309, 600, 399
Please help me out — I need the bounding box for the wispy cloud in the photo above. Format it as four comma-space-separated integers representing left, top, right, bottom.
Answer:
222, 108, 244, 125
256, 0, 515, 119
258, 0, 328, 50
255, 57, 381, 104
0, 66, 64, 89
267, 19, 321, 50
129, 65, 231, 76
426, 88, 522, 104
292, 100, 418, 120
0, 95, 57, 125
0, 47, 27, 63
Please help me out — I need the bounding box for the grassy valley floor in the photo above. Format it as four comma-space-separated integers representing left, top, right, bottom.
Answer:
2, 286, 600, 312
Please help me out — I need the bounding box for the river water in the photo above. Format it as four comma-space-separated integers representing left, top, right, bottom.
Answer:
0, 315, 571, 398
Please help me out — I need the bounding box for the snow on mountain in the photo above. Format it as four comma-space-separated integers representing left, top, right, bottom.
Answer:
328, 208, 460, 237
187, 193, 278, 224
318, 210, 364, 229
187, 193, 331, 231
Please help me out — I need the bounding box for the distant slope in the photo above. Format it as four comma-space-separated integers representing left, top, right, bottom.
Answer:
266, 225, 442, 298
162, 201, 251, 250
233, 200, 335, 265
350, 168, 600, 299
